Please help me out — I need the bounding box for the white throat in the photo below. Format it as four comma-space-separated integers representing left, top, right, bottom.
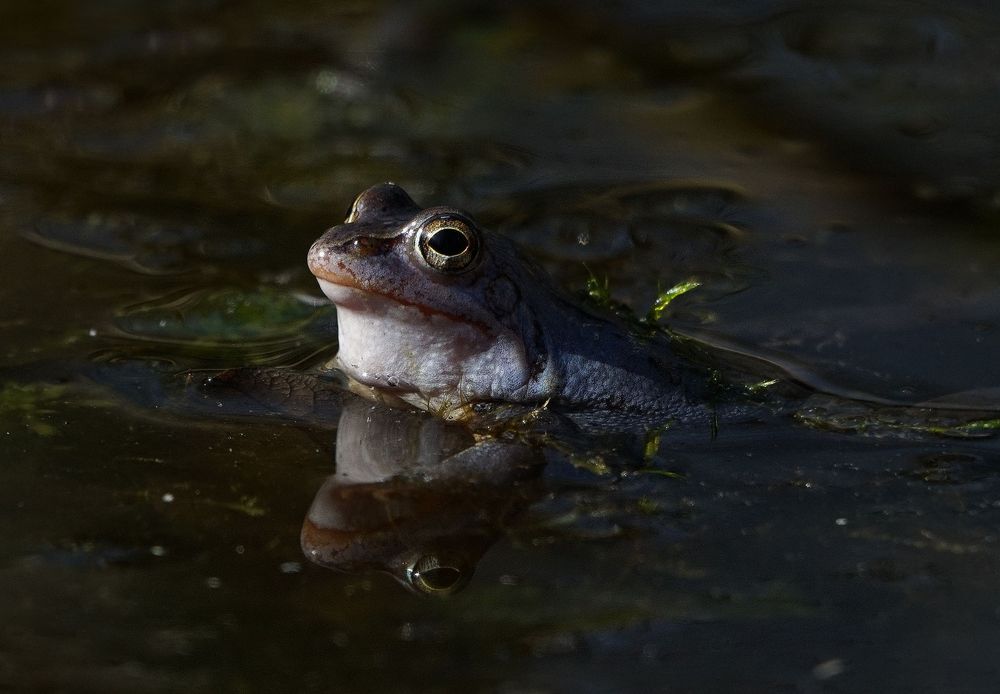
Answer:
318, 280, 534, 411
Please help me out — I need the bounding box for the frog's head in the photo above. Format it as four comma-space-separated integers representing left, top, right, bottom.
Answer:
308, 183, 488, 314
307, 183, 551, 417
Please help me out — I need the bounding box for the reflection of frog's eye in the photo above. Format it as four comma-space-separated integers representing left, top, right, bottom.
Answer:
417, 217, 480, 274
406, 554, 469, 595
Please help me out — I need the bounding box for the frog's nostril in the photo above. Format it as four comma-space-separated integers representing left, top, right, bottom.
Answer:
349, 236, 390, 257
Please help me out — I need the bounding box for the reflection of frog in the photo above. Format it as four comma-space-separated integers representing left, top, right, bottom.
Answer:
308, 183, 707, 424
301, 397, 542, 595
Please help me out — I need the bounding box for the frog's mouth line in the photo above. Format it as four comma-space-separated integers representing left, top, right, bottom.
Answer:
313, 275, 493, 334
311, 270, 372, 306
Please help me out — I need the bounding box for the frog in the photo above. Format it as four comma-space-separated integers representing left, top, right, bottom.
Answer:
307, 183, 710, 425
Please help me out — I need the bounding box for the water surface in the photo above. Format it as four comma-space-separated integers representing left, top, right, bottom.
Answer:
2, 2, 1000, 692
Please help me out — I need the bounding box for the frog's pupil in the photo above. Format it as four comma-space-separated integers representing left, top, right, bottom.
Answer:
428, 227, 469, 256
415, 566, 463, 591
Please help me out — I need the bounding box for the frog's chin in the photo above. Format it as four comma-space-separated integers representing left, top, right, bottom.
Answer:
315, 278, 370, 310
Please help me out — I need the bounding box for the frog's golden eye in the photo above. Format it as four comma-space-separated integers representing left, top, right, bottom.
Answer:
416, 216, 480, 274
406, 555, 469, 595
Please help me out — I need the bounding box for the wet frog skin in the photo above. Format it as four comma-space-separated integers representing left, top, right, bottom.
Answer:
308, 183, 707, 423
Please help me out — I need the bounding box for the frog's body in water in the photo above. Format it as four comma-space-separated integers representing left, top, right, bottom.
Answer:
307, 183, 708, 424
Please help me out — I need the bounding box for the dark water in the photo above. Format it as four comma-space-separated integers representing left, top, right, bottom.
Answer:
3, 1, 1000, 692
